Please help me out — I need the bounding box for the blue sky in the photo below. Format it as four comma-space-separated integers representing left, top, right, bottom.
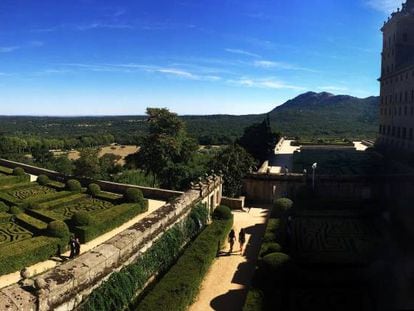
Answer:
0, 0, 403, 115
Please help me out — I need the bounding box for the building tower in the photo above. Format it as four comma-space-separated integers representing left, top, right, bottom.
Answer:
378, 0, 414, 152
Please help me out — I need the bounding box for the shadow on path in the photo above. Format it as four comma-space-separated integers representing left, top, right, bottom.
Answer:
209, 219, 268, 311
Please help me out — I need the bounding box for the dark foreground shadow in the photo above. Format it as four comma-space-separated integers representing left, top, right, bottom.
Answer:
210, 289, 246, 311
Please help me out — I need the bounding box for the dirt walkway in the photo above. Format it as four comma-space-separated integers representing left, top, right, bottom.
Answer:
0, 199, 165, 289
189, 205, 269, 311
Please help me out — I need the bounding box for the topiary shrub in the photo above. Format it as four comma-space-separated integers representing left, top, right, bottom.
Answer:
259, 242, 282, 258
66, 179, 82, 192
37, 175, 50, 186
124, 188, 144, 204
72, 211, 91, 226
13, 167, 25, 176
88, 183, 101, 196
0, 202, 9, 213
10, 206, 23, 214
213, 205, 232, 220
271, 198, 293, 218
261, 252, 290, 281
47, 221, 70, 242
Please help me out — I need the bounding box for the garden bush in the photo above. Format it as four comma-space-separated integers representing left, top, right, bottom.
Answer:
243, 289, 264, 311
88, 183, 101, 196
212, 205, 232, 220
124, 188, 144, 204
37, 174, 50, 186
73, 203, 144, 243
47, 220, 70, 245
261, 252, 290, 281
10, 206, 23, 214
72, 211, 92, 226
0, 201, 9, 213
271, 198, 293, 218
13, 167, 25, 176
38, 193, 85, 209
0, 236, 60, 275
66, 179, 82, 192
136, 217, 233, 311
80, 203, 211, 311
259, 242, 282, 258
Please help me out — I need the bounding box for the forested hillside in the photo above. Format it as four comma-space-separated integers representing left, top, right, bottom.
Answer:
0, 92, 379, 148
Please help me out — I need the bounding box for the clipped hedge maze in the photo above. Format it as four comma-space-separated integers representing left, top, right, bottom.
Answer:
292, 216, 377, 265
8, 185, 55, 201
53, 198, 114, 218
0, 223, 33, 246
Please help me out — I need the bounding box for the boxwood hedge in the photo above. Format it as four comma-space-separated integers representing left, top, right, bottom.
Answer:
136, 215, 233, 311
0, 236, 61, 275
73, 201, 148, 243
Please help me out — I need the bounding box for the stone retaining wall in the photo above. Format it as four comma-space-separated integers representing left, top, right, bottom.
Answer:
0, 166, 223, 310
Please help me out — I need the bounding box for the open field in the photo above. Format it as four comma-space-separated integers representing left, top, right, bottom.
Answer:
54, 144, 139, 165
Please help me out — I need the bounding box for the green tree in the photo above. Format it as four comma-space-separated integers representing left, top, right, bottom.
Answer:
128, 108, 197, 189
74, 149, 101, 179
210, 144, 255, 197
237, 115, 280, 163
52, 156, 75, 175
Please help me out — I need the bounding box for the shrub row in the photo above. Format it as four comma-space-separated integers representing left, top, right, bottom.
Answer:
0, 212, 11, 223
0, 175, 30, 187
38, 193, 86, 210
0, 166, 13, 175
0, 236, 61, 275
0, 191, 20, 205
15, 213, 48, 233
73, 201, 148, 243
136, 211, 233, 311
80, 203, 210, 311
22, 190, 74, 205
94, 191, 123, 204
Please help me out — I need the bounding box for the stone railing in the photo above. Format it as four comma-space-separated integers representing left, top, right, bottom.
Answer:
0, 174, 223, 311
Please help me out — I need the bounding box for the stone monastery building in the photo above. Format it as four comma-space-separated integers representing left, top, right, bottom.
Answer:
378, 0, 414, 151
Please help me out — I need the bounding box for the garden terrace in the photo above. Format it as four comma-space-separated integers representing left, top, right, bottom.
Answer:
0, 173, 149, 277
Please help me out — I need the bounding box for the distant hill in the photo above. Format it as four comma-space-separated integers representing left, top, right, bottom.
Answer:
0, 92, 379, 144
267, 91, 379, 139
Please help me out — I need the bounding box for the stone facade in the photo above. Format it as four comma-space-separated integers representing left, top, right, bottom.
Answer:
378, 0, 414, 152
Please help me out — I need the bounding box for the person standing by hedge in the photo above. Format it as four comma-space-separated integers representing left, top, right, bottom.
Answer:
239, 228, 246, 254
228, 229, 236, 254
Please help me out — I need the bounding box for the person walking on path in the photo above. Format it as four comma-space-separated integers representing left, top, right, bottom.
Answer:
239, 228, 246, 254
228, 229, 236, 254
74, 237, 81, 256
69, 236, 76, 259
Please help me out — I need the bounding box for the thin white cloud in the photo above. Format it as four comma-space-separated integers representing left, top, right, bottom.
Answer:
60, 63, 222, 82
76, 23, 133, 31
0, 46, 20, 53
156, 68, 196, 79
254, 60, 318, 72
225, 48, 261, 58
365, 0, 401, 13
229, 77, 305, 91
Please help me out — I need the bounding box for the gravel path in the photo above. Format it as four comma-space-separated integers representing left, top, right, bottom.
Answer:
189, 205, 269, 311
